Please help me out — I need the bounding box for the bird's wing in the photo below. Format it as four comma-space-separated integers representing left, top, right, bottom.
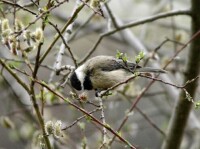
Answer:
85, 56, 141, 73
98, 59, 141, 71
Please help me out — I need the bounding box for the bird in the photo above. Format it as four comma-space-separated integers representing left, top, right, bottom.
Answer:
70, 55, 166, 91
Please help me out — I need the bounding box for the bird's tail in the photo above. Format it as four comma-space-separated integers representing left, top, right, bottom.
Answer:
137, 67, 166, 73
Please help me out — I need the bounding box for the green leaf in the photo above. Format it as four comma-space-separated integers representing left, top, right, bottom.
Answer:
139, 51, 145, 59
78, 122, 85, 130
105, 123, 111, 128
116, 50, 128, 62
86, 116, 92, 122
8, 61, 21, 69
0, 116, 15, 129
195, 101, 200, 109
117, 131, 122, 137
135, 51, 145, 63
116, 50, 123, 59
122, 53, 128, 62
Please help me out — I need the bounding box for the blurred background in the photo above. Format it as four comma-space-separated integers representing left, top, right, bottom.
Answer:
1, 0, 199, 149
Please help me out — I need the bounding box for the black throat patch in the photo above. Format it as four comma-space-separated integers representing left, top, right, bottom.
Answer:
70, 72, 82, 90
83, 74, 93, 90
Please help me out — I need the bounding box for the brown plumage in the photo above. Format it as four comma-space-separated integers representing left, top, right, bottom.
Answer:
70, 56, 166, 91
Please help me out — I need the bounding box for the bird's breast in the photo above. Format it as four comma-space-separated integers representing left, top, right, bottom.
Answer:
90, 69, 131, 90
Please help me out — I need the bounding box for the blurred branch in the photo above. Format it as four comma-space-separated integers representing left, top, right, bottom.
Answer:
69, 12, 96, 41
14, 0, 69, 36
139, 74, 199, 89
49, 0, 81, 84
0, 75, 36, 123
62, 107, 101, 130
34, 79, 137, 149
108, 27, 200, 147
98, 97, 108, 148
0, 59, 30, 92
29, 15, 52, 149
161, 1, 200, 148
2, 0, 38, 14
3, 58, 55, 71
119, 92, 166, 137
80, 0, 105, 17
1, 0, 37, 15
39, 0, 89, 64
135, 106, 166, 137
80, 9, 191, 64
143, 38, 185, 66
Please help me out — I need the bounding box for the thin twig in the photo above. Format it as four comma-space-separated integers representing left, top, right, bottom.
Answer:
120, 92, 166, 137
0, 59, 30, 93
139, 74, 200, 89
39, 0, 90, 64
108, 28, 200, 146
79, 9, 191, 64
79, 0, 105, 17
53, 0, 80, 74
3, 58, 55, 71
98, 97, 107, 148
143, 38, 184, 66
62, 107, 101, 130
29, 7, 52, 148
69, 12, 96, 41
33, 79, 137, 149
14, 0, 69, 36
2, 0, 37, 15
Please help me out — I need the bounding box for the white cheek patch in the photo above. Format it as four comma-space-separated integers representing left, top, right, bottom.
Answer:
75, 65, 86, 90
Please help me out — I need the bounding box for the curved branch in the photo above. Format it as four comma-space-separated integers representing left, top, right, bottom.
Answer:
79, 9, 191, 64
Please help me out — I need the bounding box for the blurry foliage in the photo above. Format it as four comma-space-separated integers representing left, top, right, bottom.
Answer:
0, 0, 199, 149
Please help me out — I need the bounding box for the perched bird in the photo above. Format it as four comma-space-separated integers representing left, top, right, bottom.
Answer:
70, 55, 166, 91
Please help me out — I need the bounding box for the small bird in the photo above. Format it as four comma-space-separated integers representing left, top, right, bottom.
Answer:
70, 55, 166, 91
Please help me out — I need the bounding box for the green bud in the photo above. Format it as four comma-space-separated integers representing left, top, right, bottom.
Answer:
15, 19, 24, 32
116, 50, 128, 62
195, 101, 200, 109
122, 53, 128, 62
139, 51, 145, 59
45, 121, 54, 135
116, 50, 123, 59
78, 122, 85, 130
1, 19, 10, 31
90, 0, 100, 9
54, 120, 62, 138
32, 28, 44, 43
0, 116, 15, 129
185, 90, 193, 102
135, 51, 145, 63
38, 135, 45, 148
1, 29, 12, 38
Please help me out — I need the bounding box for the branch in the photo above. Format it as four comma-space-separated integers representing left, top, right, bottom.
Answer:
79, 9, 191, 64
39, 0, 90, 64
139, 74, 199, 89
1, 0, 37, 15
51, 0, 81, 83
62, 107, 101, 130
14, 0, 69, 36
109, 28, 200, 145
34, 79, 137, 149
98, 97, 108, 148
162, 2, 200, 147
0, 59, 30, 93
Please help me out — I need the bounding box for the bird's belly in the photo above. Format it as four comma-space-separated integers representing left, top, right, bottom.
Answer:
91, 70, 131, 90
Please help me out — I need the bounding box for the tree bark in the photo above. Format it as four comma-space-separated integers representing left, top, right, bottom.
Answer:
161, 1, 200, 149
